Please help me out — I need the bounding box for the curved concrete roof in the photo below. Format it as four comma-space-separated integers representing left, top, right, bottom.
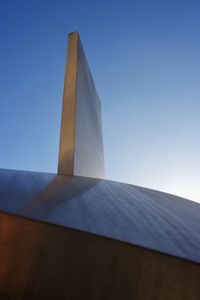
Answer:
0, 168, 200, 264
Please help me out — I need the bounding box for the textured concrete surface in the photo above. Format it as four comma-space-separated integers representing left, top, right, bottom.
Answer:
0, 212, 200, 300
0, 168, 200, 264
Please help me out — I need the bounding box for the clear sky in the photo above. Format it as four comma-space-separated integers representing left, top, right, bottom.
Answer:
0, 0, 200, 202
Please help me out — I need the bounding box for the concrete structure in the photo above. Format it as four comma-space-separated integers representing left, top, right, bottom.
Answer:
58, 32, 104, 178
0, 32, 200, 299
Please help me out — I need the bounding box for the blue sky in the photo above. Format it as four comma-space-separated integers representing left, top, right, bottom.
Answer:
0, 0, 200, 202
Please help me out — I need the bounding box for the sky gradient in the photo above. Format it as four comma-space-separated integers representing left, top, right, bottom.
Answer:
0, 0, 200, 202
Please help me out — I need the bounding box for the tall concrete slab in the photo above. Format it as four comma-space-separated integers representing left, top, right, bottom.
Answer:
58, 32, 104, 178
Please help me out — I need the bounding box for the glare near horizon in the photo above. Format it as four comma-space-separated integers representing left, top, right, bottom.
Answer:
0, 0, 199, 203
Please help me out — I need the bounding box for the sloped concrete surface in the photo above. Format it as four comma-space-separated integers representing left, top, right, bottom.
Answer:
0, 168, 200, 264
